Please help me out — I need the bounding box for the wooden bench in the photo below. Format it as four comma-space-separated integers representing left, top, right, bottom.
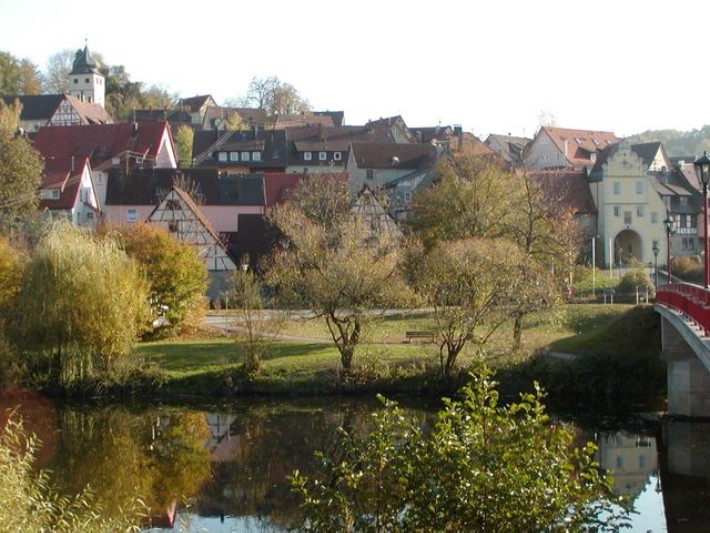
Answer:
405, 330, 434, 343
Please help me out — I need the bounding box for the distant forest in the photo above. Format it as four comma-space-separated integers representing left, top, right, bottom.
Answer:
625, 126, 710, 159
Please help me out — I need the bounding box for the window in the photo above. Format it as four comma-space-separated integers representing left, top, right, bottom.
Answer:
319, 151, 327, 161
218, 152, 228, 162
74, 78, 79, 84
334, 152, 342, 161
86, 212, 94, 220
241, 151, 250, 161
653, 239, 659, 250
366, 169, 374, 180
663, 196, 671, 208
624, 211, 632, 224
590, 153, 597, 162
651, 212, 658, 223
636, 181, 644, 194
613, 182, 621, 194
403, 191, 412, 204
127, 209, 137, 222
51, 189, 60, 199
304, 152, 312, 161
680, 197, 688, 207
229, 151, 239, 161
636, 206, 644, 217
613, 206, 620, 217
85, 78, 90, 83
252, 151, 261, 161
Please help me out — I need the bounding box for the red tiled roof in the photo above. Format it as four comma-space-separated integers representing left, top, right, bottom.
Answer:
542, 127, 619, 167
33, 122, 170, 169
526, 169, 596, 214
262, 172, 348, 207
39, 157, 90, 210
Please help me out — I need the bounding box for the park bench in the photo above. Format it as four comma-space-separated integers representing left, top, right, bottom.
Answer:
405, 330, 434, 343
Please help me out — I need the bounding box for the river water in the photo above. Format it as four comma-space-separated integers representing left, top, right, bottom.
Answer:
1, 388, 709, 532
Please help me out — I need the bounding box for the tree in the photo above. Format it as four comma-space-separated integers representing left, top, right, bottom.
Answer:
42, 49, 74, 93
290, 370, 627, 532
108, 223, 209, 337
175, 124, 194, 167
235, 75, 310, 115
415, 237, 547, 377
0, 51, 42, 95
12, 223, 151, 387
265, 182, 410, 372
411, 155, 520, 250
0, 101, 44, 235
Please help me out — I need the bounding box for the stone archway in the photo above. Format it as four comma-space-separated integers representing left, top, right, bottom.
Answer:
614, 229, 642, 266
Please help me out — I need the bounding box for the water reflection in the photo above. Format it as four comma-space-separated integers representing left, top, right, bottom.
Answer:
2, 392, 710, 532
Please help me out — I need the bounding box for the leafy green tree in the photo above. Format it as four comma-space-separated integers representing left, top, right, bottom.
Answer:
265, 195, 411, 373
42, 49, 75, 93
0, 104, 44, 235
12, 223, 151, 387
291, 370, 627, 532
109, 223, 209, 337
175, 124, 194, 167
0, 51, 42, 95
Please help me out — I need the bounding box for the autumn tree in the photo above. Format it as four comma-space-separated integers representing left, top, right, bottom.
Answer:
12, 223, 151, 387
411, 155, 520, 249
265, 177, 410, 372
108, 223, 209, 337
42, 49, 76, 93
175, 124, 194, 167
291, 370, 626, 532
0, 100, 43, 235
0, 51, 42, 95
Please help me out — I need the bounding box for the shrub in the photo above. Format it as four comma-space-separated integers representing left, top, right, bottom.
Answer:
618, 268, 653, 293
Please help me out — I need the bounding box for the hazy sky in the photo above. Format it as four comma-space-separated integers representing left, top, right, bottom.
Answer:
2, 0, 708, 139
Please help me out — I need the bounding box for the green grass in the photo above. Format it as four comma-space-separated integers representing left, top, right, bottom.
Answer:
136, 303, 644, 397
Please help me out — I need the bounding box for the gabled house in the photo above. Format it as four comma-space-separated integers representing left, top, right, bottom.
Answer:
524, 127, 619, 170
365, 116, 416, 144
39, 157, 99, 227
192, 128, 288, 172
485, 133, 531, 166
147, 186, 237, 273
285, 123, 394, 173
588, 140, 699, 267
346, 142, 438, 195
2, 94, 113, 132
351, 186, 404, 243
32, 121, 178, 210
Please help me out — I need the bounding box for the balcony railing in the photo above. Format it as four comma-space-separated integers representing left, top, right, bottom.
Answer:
655, 283, 710, 336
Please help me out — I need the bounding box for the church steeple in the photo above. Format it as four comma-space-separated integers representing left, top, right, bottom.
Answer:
67, 41, 105, 107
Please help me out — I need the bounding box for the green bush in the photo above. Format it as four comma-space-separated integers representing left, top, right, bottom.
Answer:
618, 269, 653, 293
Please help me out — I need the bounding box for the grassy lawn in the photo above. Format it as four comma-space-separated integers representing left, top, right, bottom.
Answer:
138, 304, 638, 389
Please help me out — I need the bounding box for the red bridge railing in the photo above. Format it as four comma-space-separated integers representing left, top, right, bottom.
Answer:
655, 283, 710, 336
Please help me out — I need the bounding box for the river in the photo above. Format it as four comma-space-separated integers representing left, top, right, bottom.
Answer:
1, 387, 709, 532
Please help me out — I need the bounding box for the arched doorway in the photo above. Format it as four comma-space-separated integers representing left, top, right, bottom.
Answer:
614, 230, 642, 265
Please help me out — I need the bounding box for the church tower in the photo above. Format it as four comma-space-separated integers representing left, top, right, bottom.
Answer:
68, 43, 105, 107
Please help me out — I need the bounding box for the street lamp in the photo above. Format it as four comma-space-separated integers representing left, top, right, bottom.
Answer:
694, 151, 710, 288
652, 243, 659, 290
664, 212, 677, 284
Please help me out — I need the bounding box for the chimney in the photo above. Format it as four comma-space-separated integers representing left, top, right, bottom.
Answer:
454, 124, 463, 152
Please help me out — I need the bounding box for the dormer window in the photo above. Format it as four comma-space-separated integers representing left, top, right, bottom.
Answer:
304, 152, 312, 161
319, 152, 327, 161
252, 151, 261, 161
218, 152, 228, 162
241, 151, 250, 161
334, 152, 342, 161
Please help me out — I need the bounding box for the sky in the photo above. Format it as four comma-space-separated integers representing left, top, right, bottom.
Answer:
2, 0, 709, 140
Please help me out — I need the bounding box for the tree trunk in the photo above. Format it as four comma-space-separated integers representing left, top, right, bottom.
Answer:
512, 313, 523, 350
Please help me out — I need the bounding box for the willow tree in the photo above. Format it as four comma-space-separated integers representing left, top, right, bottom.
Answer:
265, 188, 410, 372
13, 223, 150, 387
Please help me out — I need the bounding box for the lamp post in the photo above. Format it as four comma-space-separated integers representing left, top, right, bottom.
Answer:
652, 243, 659, 290
664, 212, 677, 284
694, 151, 710, 288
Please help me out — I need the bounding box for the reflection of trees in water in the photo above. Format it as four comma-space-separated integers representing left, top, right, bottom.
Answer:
47, 405, 211, 526
196, 398, 432, 529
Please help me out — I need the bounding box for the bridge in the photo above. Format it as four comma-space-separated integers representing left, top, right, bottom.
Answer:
655, 283, 710, 418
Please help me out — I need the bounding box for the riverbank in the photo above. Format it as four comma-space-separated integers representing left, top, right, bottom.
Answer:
117, 304, 665, 412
